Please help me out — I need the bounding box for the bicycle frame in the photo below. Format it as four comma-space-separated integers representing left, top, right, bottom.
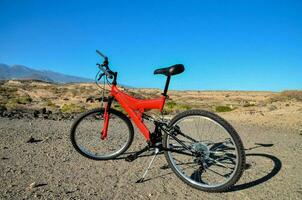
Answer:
101, 84, 167, 141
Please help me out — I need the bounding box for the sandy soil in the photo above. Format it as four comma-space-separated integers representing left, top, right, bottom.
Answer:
1, 109, 302, 199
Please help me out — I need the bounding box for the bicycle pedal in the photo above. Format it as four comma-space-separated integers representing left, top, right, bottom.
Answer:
125, 154, 137, 162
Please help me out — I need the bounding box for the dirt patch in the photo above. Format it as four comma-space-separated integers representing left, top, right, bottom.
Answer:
0, 111, 301, 199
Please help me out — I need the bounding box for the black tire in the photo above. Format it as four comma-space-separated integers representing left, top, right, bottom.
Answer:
163, 109, 245, 192
70, 108, 134, 160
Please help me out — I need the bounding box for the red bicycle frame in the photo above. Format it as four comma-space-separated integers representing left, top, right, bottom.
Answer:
101, 85, 166, 141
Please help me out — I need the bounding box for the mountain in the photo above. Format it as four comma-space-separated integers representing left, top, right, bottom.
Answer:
0, 64, 93, 83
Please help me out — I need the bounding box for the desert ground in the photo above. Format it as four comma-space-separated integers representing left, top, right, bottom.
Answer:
0, 80, 302, 199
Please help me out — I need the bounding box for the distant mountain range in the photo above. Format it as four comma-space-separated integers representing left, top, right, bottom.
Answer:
0, 64, 93, 83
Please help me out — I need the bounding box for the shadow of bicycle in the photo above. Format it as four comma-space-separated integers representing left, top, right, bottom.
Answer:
228, 152, 282, 192
113, 142, 282, 192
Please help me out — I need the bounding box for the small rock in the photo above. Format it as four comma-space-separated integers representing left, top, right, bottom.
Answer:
28, 182, 37, 190
0, 105, 7, 116
40, 108, 47, 114
245, 163, 252, 170
34, 194, 42, 198
33, 110, 40, 118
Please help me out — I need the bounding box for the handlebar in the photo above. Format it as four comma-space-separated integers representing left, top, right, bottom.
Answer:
95, 49, 117, 84
96, 50, 107, 59
96, 49, 114, 79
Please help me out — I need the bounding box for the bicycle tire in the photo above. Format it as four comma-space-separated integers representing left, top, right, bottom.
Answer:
70, 108, 134, 160
163, 109, 245, 192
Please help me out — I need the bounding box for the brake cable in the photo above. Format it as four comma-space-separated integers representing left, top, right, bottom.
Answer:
95, 70, 107, 107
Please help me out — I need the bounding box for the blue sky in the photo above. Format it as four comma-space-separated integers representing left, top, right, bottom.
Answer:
0, 0, 301, 91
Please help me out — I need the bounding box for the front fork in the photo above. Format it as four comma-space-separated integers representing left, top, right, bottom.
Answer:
101, 96, 114, 140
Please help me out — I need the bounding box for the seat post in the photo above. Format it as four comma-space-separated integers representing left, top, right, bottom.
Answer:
162, 76, 171, 96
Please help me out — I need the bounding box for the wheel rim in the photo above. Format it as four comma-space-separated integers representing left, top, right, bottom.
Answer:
74, 111, 131, 159
167, 115, 239, 188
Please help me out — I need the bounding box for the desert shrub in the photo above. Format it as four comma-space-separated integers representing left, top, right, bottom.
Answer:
268, 105, 277, 111
44, 99, 58, 110
45, 99, 55, 106
5, 95, 32, 109
166, 101, 177, 108
280, 90, 302, 101
215, 105, 234, 112
17, 96, 33, 104
0, 86, 18, 93
268, 90, 302, 103
61, 103, 85, 113
113, 104, 126, 114
163, 100, 192, 114
70, 89, 78, 97
79, 87, 87, 94
5, 99, 20, 109
243, 102, 256, 107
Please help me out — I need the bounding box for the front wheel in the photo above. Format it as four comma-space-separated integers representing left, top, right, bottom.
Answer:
163, 110, 245, 192
70, 108, 134, 160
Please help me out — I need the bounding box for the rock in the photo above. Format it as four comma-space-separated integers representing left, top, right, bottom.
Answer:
34, 194, 42, 198
86, 96, 95, 103
0, 105, 7, 116
245, 163, 252, 170
7, 110, 24, 119
2, 111, 9, 117
33, 110, 40, 118
40, 108, 47, 114
28, 182, 37, 190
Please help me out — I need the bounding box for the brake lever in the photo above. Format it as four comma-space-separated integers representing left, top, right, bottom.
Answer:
96, 63, 114, 79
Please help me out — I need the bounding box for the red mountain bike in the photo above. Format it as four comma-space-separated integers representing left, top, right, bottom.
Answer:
70, 50, 246, 192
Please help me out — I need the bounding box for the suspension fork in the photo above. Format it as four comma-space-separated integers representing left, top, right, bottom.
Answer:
101, 96, 114, 140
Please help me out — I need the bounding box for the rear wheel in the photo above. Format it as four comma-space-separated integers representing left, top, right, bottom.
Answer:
163, 110, 245, 192
70, 108, 134, 160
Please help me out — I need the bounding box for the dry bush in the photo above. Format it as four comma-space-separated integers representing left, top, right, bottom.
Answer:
280, 90, 302, 101
61, 103, 85, 113
215, 105, 234, 112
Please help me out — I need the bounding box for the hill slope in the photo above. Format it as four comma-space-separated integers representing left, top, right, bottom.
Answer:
0, 64, 92, 83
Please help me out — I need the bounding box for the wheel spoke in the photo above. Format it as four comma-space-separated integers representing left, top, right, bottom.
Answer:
206, 168, 229, 179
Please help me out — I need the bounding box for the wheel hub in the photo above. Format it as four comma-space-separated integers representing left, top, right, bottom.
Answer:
192, 143, 210, 160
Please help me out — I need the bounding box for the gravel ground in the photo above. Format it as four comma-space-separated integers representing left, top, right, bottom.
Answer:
0, 116, 302, 200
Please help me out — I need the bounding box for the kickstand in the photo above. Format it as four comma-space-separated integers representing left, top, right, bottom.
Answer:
136, 148, 159, 183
